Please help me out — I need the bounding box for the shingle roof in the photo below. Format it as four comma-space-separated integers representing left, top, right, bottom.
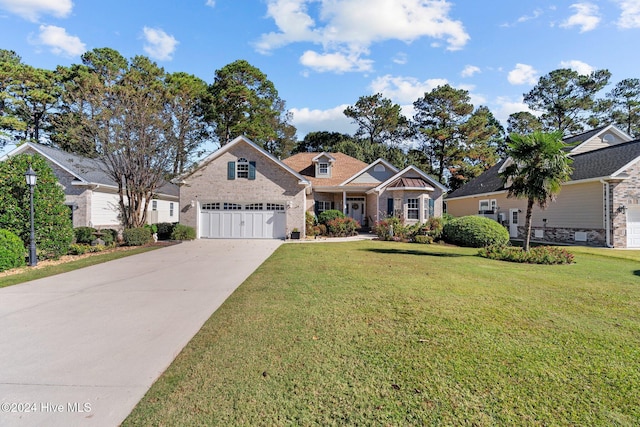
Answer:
26, 143, 179, 197
562, 126, 607, 145
447, 139, 640, 199
282, 152, 369, 186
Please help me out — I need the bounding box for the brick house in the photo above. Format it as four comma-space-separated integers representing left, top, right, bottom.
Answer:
446, 125, 640, 248
176, 136, 446, 239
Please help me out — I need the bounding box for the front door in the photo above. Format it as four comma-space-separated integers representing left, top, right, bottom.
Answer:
509, 208, 519, 238
346, 198, 365, 227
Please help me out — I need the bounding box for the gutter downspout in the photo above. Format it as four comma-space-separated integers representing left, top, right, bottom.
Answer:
600, 179, 613, 248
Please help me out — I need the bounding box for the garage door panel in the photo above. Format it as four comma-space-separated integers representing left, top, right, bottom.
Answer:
200, 209, 285, 239
628, 207, 640, 248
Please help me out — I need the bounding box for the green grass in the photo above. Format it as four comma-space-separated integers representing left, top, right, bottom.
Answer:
124, 241, 640, 426
0, 246, 159, 288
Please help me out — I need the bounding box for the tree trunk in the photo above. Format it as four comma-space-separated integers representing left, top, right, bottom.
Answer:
524, 198, 535, 251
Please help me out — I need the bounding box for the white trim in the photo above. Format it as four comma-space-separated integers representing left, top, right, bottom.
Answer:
370, 165, 447, 194
387, 186, 435, 191
612, 156, 640, 178
339, 158, 398, 186
176, 136, 310, 187
445, 190, 507, 202
312, 152, 336, 163
569, 124, 633, 154
3, 143, 89, 184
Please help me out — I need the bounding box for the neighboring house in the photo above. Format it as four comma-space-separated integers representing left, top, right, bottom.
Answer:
175, 136, 446, 240
1, 142, 180, 229
446, 125, 640, 248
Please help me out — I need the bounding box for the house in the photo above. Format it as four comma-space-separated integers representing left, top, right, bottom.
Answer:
1, 142, 180, 229
176, 135, 446, 239
446, 125, 640, 248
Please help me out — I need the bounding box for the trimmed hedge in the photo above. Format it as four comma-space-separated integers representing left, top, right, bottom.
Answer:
0, 229, 25, 272
478, 244, 575, 264
443, 216, 509, 248
326, 217, 359, 237
123, 227, 152, 246
171, 224, 196, 241
156, 222, 176, 240
318, 209, 345, 225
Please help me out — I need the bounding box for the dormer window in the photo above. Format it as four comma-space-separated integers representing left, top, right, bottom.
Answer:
318, 162, 329, 175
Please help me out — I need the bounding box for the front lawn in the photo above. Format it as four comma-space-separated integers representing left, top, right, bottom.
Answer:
125, 241, 640, 426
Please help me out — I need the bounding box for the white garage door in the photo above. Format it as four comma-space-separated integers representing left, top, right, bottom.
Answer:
200, 202, 286, 239
627, 206, 640, 248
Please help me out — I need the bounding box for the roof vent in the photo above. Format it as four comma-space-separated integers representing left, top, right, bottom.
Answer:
602, 133, 615, 144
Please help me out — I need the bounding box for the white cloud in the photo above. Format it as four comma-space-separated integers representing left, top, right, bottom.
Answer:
300, 50, 373, 73
616, 1, 640, 28
492, 96, 539, 127
205, 0, 215, 7
560, 3, 601, 32
33, 25, 85, 57
392, 52, 408, 65
507, 63, 538, 85
559, 59, 594, 75
142, 27, 179, 61
256, 0, 469, 73
461, 65, 480, 78
0, 0, 72, 22
290, 104, 356, 138
501, 8, 543, 27
369, 75, 449, 104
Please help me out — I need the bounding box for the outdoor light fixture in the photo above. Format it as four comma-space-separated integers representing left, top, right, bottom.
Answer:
618, 204, 627, 214
25, 165, 37, 267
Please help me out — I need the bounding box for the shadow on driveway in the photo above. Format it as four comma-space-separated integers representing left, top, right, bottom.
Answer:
362, 248, 472, 257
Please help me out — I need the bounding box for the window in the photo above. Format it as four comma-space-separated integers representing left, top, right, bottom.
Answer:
245, 203, 264, 210
374, 164, 385, 172
237, 158, 249, 179
224, 203, 242, 210
169, 202, 174, 217
479, 199, 496, 213
316, 201, 333, 213
152, 200, 158, 211
266, 203, 285, 211
407, 198, 419, 220
201, 203, 221, 210
318, 162, 329, 175
394, 198, 402, 217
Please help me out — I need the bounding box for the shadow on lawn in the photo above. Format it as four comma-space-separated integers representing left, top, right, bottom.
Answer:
363, 248, 471, 257
634, 270, 640, 277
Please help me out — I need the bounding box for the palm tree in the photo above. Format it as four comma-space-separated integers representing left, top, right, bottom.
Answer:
499, 131, 573, 251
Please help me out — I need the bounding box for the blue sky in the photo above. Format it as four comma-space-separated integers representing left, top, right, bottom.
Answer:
0, 0, 639, 142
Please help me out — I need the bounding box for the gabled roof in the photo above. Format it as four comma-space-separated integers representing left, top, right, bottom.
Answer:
565, 124, 632, 153
339, 158, 398, 186
312, 152, 336, 163
370, 165, 448, 194
387, 177, 434, 191
282, 151, 368, 186
179, 136, 310, 186
563, 125, 608, 146
447, 139, 640, 200
2, 142, 180, 197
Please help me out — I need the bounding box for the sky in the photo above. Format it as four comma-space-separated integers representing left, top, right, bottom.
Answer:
0, 0, 639, 146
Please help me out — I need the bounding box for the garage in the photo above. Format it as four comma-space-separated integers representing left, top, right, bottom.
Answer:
627, 206, 640, 248
199, 202, 286, 239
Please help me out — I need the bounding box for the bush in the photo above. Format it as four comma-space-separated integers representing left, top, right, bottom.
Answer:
156, 222, 176, 240
318, 209, 345, 225
171, 224, 196, 241
326, 217, 359, 237
305, 212, 316, 237
417, 217, 445, 240
123, 227, 152, 246
313, 224, 327, 236
0, 154, 74, 259
443, 216, 509, 248
98, 229, 117, 246
414, 235, 434, 244
74, 226, 97, 244
478, 244, 575, 265
0, 229, 25, 272
374, 217, 408, 241
68, 243, 88, 255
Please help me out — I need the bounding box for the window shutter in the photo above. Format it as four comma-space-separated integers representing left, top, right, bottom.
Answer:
227, 161, 235, 180
248, 161, 256, 180
387, 198, 394, 216
428, 198, 435, 217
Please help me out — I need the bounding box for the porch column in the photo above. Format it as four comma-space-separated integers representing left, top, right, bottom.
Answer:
343, 191, 347, 214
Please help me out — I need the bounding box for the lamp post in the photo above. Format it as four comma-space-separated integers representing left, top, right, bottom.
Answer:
25, 166, 37, 267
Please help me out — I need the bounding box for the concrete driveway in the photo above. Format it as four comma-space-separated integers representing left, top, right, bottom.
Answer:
0, 239, 281, 427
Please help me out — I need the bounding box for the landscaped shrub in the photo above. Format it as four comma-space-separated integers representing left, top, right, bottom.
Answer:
373, 217, 408, 241
171, 224, 196, 240
313, 224, 327, 236
443, 215, 509, 248
318, 209, 345, 225
305, 212, 316, 237
123, 227, 152, 246
478, 244, 575, 264
417, 217, 445, 240
0, 229, 25, 272
326, 217, 359, 237
414, 235, 434, 244
97, 229, 115, 246
68, 243, 88, 255
0, 154, 74, 259
74, 226, 97, 244
156, 222, 176, 240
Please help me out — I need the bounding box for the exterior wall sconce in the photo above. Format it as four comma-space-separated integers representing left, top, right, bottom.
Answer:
617, 204, 627, 214
286, 201, 293, 209
190, 200, 195, 208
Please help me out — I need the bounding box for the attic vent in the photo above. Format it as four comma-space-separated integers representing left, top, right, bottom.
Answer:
602, 133, 615, 144
374, 164, 385, 172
